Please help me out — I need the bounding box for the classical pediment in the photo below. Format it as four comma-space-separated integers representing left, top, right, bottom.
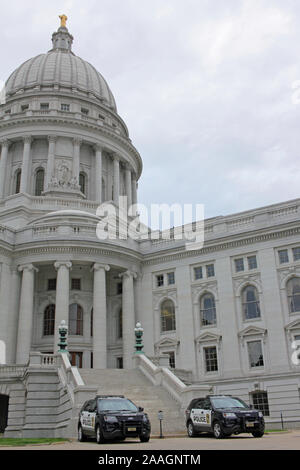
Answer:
154, 337, 179, 349
238, 325, 267, 338
285, 319, 300, 332
195, 332, 222, 344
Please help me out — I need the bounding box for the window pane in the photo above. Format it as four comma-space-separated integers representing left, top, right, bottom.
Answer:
251, 392, 269, 416
293, 247, 300, 261
194, 266, 203, 280
247, 256, 257, 270
79, 172, 86, 195
248, 341, 264, 368
206, 264, 215, 277
200, 294, 216, 326
235, 258, 244, 272
71, 278, 81, 290
15, 170, 21, 194
167, 272, 175, 285
35, 169, 44, 196
47, 278, 56, 291
69, 304, 83, 335
204, 347, 218, 372
43, 304, 55, 336
161, 300, 176, 332
279, 249, 289, 264
156, 275, 164, 287
242, 286, 260, 319
287, 278, 300, 313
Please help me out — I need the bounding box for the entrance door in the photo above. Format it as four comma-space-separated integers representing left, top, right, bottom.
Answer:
70, 352, 83, 368
0, 395, 9, 433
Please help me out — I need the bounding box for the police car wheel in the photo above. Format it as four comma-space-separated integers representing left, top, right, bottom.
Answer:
213, 421, 225, 439
187, 421, 197, 437
252, 431, 264, 438
96, 425, 105, 444
78, 425, 86, 442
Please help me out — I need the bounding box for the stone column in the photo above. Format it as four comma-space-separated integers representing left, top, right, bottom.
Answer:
7, 267, 21, 363
120, 270, 137, 369
72, 138, 82, 183
125, 164, 132, 209
16, 264, 38, 364
54, 261, 72, 351
92, 263, 110, 368
131, 173, 138, 216
20, 136, 32, 193
113, 154, 120, 206
0, 139, 9, 198
45, 136, 57, 188
94, 145, 103, 203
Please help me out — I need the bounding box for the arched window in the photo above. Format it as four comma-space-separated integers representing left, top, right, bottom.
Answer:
35, 168, 45, 196
200, 293, 216, 326
79, 172, 87, 195
242, 285, 261, 320
101, 177, 106, 202
43, 304, 55, 336
160, 299, 176, 332
69, 303, 83, 335
287, 277, 300, 313
117, 308, 123, 339
15, 169, 21, 194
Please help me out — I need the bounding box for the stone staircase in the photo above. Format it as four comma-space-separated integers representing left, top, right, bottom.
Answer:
80, 368, 186, 435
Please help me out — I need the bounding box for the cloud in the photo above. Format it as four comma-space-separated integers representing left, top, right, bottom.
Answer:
1, 0, 300, 220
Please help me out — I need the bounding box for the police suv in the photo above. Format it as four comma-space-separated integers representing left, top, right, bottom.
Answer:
185, 395, 265, 439
78, 395, 151, 443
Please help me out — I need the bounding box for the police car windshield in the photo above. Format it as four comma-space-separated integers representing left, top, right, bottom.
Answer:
210, 397, 249, 410
98, 399, 138, 412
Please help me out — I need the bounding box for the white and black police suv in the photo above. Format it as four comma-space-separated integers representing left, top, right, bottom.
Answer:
78, 395, 151, 443
185, 395, 265, 439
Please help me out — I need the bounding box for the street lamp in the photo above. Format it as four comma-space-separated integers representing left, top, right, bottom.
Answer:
58, 320, 68, 352
134, 322, 144, 354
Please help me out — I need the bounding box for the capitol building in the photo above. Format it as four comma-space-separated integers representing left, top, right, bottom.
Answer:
0, 17, 300, 436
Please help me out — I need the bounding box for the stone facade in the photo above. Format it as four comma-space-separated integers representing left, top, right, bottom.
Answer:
0, 20, 300, 430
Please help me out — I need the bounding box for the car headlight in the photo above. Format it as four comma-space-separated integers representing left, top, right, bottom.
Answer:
222, 412, 236, 418
142, 414, 149, 423
258, 412, 264, 418
103, 415, 118, 423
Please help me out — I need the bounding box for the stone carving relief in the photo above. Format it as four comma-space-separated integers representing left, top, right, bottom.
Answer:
49, 159, 80, 191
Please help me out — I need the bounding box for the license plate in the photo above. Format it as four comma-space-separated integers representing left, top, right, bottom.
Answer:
246, 422, 254, 427
127, 427, 136, 432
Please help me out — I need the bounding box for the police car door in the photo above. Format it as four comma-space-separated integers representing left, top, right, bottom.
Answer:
81, 400, 96, 434
191, 398, 212, 431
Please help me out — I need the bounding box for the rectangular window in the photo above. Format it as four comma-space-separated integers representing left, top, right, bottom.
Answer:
204, 346, 218, 372
21, 104, 29, 111
47, 278, 57, 291
156, 274, 164, 287
81, 107, 89, 115
117, 357, 123, 369
194, 266, 203, 280
251, 392, 270, 416
293, 247, 300, 261
206, 264, 215, 278
71, 278, 81, 290
235, 258, 244, 272
117, 282, 123, 295
167, 272, 175, 285
5, 109, 11, 114
40, 103, 49, 110
247, 340, 264, 368
278, 249, 289, 264
61, 103, 70, 111
247, 255, 257, 270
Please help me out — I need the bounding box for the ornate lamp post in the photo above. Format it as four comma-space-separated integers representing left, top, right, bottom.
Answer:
58, 320, 68, 352
134, 322, 144, 354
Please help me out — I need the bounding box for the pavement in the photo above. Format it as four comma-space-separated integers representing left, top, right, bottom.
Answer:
0, 430, 299, 451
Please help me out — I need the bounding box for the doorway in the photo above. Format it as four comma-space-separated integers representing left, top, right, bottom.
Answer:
0, 394, 9, 433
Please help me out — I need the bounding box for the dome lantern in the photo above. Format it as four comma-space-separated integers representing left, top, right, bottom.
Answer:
51, 14, 74, 53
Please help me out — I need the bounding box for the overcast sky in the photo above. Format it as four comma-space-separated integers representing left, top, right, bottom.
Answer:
1, 0, 300, 222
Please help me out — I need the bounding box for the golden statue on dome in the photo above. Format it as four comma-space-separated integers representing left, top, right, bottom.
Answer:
59, 14, 68, 28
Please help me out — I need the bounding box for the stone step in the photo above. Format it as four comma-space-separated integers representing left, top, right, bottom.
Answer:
79, 368, 186, 435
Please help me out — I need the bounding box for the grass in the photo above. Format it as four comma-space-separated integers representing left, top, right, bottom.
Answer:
0, 437, 69, 446
265, 429, 288, 433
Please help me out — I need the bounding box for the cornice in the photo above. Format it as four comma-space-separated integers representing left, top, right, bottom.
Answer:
142, 225, 300, 266
0, 115, 142, 177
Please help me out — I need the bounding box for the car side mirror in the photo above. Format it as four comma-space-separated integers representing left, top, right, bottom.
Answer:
249, 404, 253, 409
138, 406, 144, 412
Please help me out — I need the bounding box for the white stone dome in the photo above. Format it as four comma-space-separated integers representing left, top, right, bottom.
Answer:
5, 25, 117, 111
